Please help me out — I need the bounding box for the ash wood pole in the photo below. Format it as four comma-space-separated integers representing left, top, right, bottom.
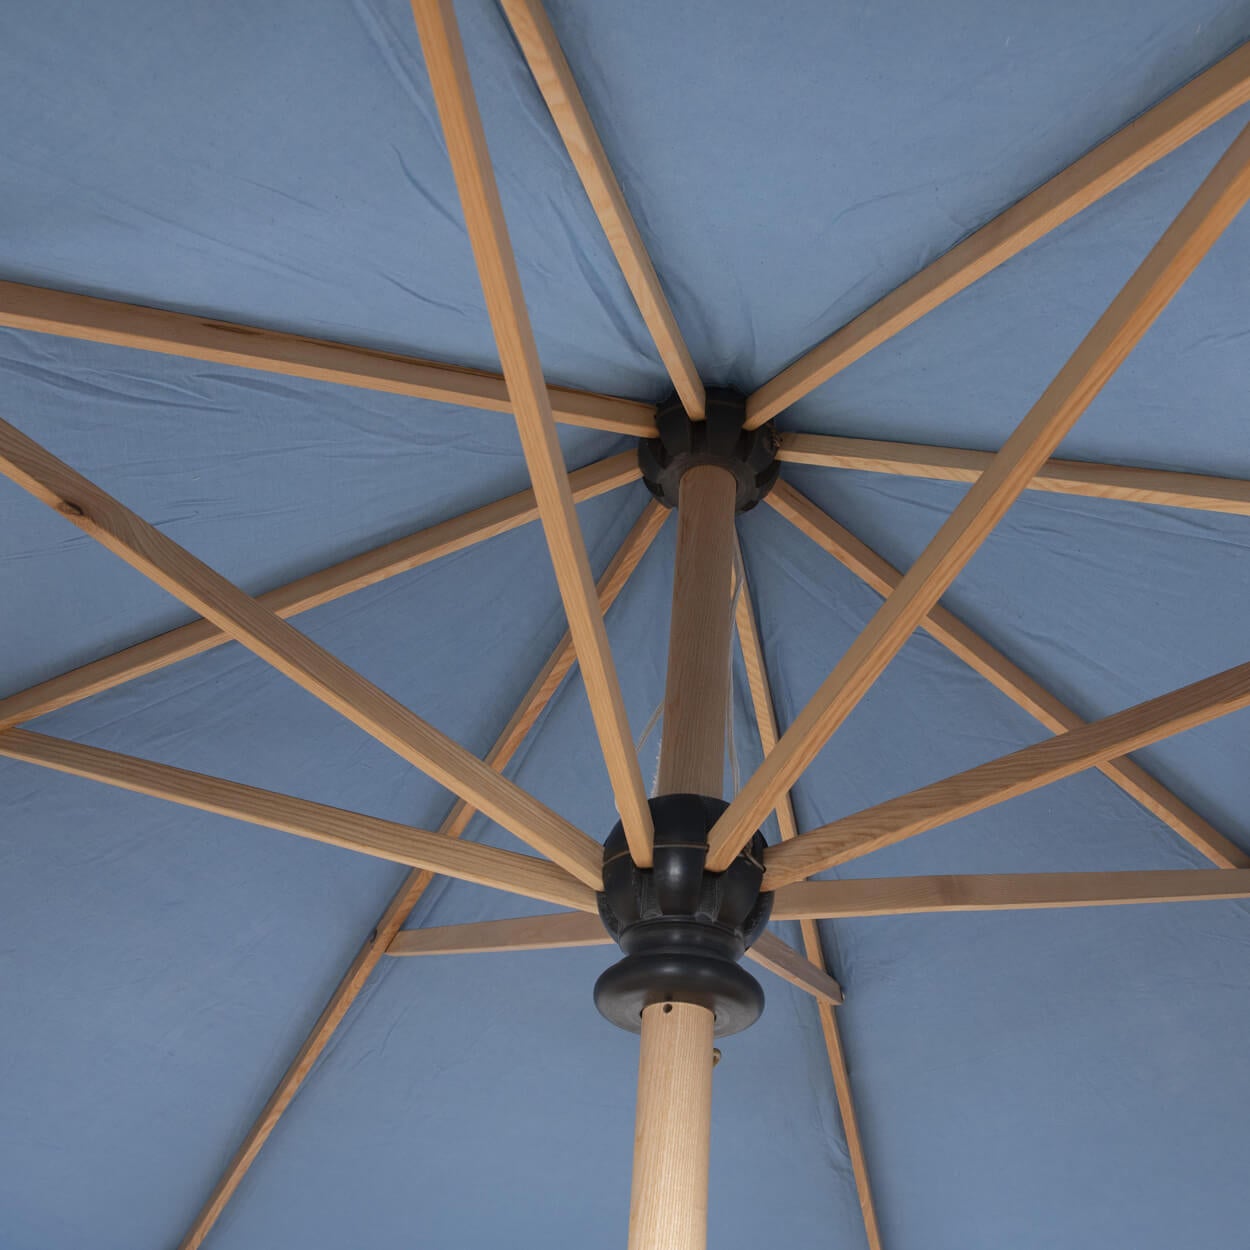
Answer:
630, 1001, 716, 1250
656, 465, 739, 798
630, 464, 736, 1250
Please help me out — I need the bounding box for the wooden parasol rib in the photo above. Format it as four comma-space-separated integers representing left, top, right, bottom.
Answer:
0, 728, 595, 911
771, 870, 1250, 920
410, 0, 654, 867
764, 659, 1250, 890
0, 279, 656, 437
0, 451, 640, 730
746, 41, 1250, 426
499, 0, 705, 419
384, 919, 842, 1006
746, 930, 844, 1008
0, 414, 603, 887
707, 119, 1250, 871
733, 566, 883, 1250
767, 480, 1249, 870
389, 910, 609, 955
776, 432, 1250, 516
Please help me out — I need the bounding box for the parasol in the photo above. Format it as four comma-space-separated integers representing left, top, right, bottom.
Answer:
2, 3, 1250, 1247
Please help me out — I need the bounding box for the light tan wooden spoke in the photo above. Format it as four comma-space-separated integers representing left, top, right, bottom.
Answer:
389, 911, 608, 955
0, 280, 656, 437
746, 42, 1250, 426
172, 503, 663, 1250
709, 121, 1250, 871
733, 564, 883, 1250
768, 480, 1249, 869
772, 869, 1250, 920
0, 416, 603, 887
411, 0, 653, 866
777, 432, 1250, 516
499, 0, 704, 419
385, 912, 843, 1010
744, 930, 844, 1006
0, 452, 640, 731
764, 659, 1250, 889
0, 728, 596, 911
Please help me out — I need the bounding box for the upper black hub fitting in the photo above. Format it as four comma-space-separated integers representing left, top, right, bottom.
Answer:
638, 387, 779, 513
594, 794, 773, 1038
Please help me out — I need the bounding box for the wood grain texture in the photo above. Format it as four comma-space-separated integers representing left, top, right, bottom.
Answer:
764, 660, 1250, 889
746, 930, 843, 1005
777, 432, 1250, 516
173, 504, 664, 1250
629, 1001, 715, 1250
0, 728, 596, 911
0, 452, 640, 730
733, 569, 800, 840
388, 911, 608, 955
768, 480, 1249, 869
734, 570, 883, 1250
384, 914, 846, 1007
0, 415, 603, 887
657, 466, 738, 797
498, 0, 704, 419
746, 41, 1250, 425
709, 121, 1250, 871
813, 993, 880, 1248
771, 870, 1250, 919
0, 279, 656, 436
411, 0, 653, 865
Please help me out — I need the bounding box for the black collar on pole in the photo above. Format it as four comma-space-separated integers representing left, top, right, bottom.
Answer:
594, 794, 772, 1038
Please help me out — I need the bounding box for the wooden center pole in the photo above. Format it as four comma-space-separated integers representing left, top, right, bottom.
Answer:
630, 462, 737, 1250
655, 464, 739, 798
629, 1001, 716, 1250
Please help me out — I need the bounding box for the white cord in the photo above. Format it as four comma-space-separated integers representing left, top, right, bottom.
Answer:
726, 538, 746, 796
636, 696, 664, 796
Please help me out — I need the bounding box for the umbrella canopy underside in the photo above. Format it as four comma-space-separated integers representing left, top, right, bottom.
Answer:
1, 2, 1249, 1247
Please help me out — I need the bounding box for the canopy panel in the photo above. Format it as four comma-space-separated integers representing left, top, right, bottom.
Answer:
1, 2, 1248, 1248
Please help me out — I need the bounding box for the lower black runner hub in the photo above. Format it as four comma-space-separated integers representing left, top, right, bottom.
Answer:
594, 794, 772, 1038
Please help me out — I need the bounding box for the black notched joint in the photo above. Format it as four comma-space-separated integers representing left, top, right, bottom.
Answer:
594, 794, 773, 1037
638, 387, 779, 513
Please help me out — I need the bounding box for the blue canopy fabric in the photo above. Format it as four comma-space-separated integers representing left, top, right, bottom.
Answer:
1, 3, 1249, 1248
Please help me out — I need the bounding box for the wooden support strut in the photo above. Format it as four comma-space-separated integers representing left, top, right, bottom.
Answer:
0, 279, 657, 438
733, 568, 883, 1249
0, 451, 641, 731
775, 432, 1250, 517
0, 413, 604, 889
763, 658, 1250, 890
766, 480, 1249, 871
769, 870, 1250, 920
498, 0, 705, 420
0, 728, 596, 912
383, 919, 842, 1007
411, 0, 654, 867
745, 40, 1250, 426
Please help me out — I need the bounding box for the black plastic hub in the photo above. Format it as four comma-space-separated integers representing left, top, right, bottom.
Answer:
638, 387, 779, 513
594, 794, 773, 1038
